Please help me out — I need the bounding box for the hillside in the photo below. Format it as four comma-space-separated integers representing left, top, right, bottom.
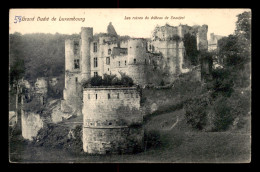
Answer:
10, 107, 251, 163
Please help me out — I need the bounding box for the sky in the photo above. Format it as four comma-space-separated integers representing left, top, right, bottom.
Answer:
9, 9, 250, 39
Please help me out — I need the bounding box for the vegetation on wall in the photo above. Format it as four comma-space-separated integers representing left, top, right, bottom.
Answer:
183, 33, 199, 66
32, 124, 83, 153
82, 73, 134, 87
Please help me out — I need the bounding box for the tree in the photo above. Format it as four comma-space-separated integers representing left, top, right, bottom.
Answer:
9, 33, 25, 86
235, 11, 251, 42
217, 11, 251, 88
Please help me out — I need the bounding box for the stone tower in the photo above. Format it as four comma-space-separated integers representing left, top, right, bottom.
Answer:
81, 27, 93, 82
127, 38, 148, 85
62, 38, 82, 116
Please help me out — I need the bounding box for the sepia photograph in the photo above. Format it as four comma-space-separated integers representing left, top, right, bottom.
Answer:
9, 8, 251, 163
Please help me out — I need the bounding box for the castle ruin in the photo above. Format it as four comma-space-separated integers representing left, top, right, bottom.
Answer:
62, 22, 208, 116
60, 22, 208, 154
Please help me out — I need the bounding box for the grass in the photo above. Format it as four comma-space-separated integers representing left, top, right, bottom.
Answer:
9, 108, 251, 163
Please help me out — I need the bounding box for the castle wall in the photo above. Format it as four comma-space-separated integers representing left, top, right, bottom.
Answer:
119, 40, 128, 48
82, 87, 143, 154
63, 38, 83, 115
83, 127, 144, 154
152, 25, 178, 40
63, 71, 82, 115
150, 40, 182, 76
197, 25, 208, 51
110, 55, 128, 77
90, 38, 118, 78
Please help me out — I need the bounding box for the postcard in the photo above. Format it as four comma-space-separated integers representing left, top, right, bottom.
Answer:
9, 8, 251, 163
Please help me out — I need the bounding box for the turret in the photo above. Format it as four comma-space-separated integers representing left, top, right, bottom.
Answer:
127, 38, 147, 65
81, 27, 93, 81
65, 39, 75, 72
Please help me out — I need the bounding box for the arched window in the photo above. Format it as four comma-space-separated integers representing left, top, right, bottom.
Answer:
108, 49, 111, 55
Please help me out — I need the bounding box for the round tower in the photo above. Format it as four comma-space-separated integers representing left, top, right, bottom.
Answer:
65, 39, 74, 73
127, 38, 147, 64
82, 87, 144, 154
81, 27, 93, 81
127, 39, 148, 85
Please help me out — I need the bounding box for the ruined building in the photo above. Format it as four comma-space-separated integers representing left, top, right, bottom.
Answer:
61, 22, 208, 154
62, 22, 208, 115
208, 33, 224, 52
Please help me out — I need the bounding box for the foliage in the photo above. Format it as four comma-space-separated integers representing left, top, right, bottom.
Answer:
33, 124, 83, 153
23, 97, 45, 113
82, 73, 134, 87
33, 123, 70, 149
119, 72, 134, 86
217, 11, 251, 89
184, 93, 212, 130
9, 33, 25, 86
235, 11, 251, 41
144, 129, 161, 149
47, 76, 64, 99
182, 11, 251, 131
183, 33, 199, 66
206, 68, 234, 98
90, 75, 103, 86
9, 33, 79, 84
211, 96, 233, 131
168, 35, 181, 41
118, 35, 131, 42
102, 74, 117, 86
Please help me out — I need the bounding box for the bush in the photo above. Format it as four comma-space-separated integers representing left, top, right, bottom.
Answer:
144, 130, 161, 150
33, 124, 83, 153
102, 74, 117, 86
211, 96, 234, 131
63, 125, 83, 153
206, 68, 234, 98
120, 74, 134, 87
82, 73, 134, 87
90, 75, 103, 86
184, 93, 212, 130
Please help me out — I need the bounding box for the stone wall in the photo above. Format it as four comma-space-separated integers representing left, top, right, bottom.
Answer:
63, 71, 82, 115
83, 126, 144, 154
82, 87, 144, 154
21, 111, 44, 140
